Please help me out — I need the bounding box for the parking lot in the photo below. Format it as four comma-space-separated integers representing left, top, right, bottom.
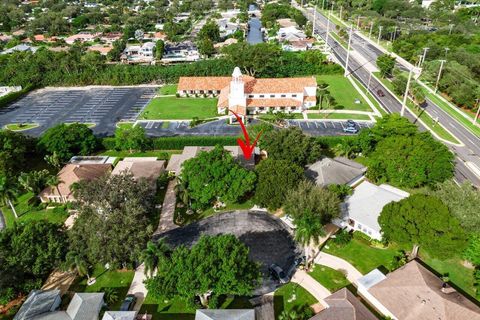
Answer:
0, 87, 156, 136
138, 119, 374, 137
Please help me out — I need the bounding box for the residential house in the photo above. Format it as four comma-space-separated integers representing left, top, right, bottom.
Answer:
14, 291, 104, 320
162, 41, 200, 63
309, 288, 378, 320
102, 311, 137, 320
39, 163, 112, 203
214, 38, 238, 49
65, 32, 100, 45
1, 44, 38, 55
305, 157, 366, 187
282, 39, 314, 52
88, 45, 112, 55
0, 34, 13, 42
335, 181, 409, 240
195, 309, 255, 320
122, 42, 155, 63
100, 32, 123, 44
277, 18, 298, 28
217, 18, 240, 37
357, 260, 480, 320
111, 157, 166, 190
166, 146, 258, 175
177, 67, 317, 116
277, 26, 307, 42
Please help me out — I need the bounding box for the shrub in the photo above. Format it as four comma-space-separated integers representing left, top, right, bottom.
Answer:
333, 229, 352, 247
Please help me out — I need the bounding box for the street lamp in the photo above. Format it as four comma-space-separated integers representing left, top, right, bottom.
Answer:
344, 26, 353, 77
444, 47, 450, 59
474, 99, 480, 125
434, 60, 446, 93
420, 47, 429, 67
401, 69, 414, 117
369, 21, 374, 38
377, 26, 383, 44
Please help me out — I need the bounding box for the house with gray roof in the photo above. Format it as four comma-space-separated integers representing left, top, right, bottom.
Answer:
195, 309, 255, 320
335, 181, 409, 240
309, 288, 378, 320
305, 157, 366, 187
101, 311, 137, 320
14, 290, 62, 320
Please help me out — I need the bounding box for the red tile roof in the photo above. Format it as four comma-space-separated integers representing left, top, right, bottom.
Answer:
177, 77, 232, 92
246, 98, 301, 107
244, 77, 316, 94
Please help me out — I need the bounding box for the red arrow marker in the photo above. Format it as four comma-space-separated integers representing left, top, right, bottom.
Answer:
229, 109, 262, 160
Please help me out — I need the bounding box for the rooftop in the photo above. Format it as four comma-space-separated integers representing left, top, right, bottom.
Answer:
195, 309, 255, 320
14, 290, 61, 320
305, 157, 366, 187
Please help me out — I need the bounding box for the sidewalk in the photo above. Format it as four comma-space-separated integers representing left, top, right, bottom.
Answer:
154, 179, 179, 235
290, 269, 331, 308
127, 264, 148, 311
315, 252, 363, 285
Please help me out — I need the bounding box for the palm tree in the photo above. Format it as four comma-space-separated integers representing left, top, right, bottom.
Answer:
0, 175, 19, 219
140, 240, 170, 277
334, 141, 356, 159
175, 180, 191, 207
294, 214, 325, 271
104, 288, 119, 306
316, 82, 330, 112
46, 175, 63, 203
64, 251, 91, 281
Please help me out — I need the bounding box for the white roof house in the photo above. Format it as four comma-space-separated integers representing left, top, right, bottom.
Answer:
195, 309, 255, 320
102, 311, 137, 320
337, 181, 409, 240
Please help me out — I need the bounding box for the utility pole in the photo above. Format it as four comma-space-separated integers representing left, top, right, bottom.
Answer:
344, 26, 353, 77
377, 26, 383, 44
444, 47, 450, 59
322, 0, 325, 10
474, 99, 480, 125
390, 26, 397, 42
421, 47, 429, 67
401, 69, 414, 117
357, 16, 361, 29
369, 22, 374, 38
340, 6, 343, 20
449, 24, 454, 35
434, 60, 446, 93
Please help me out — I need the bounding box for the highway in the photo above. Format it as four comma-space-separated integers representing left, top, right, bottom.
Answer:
300, 5, 480, 186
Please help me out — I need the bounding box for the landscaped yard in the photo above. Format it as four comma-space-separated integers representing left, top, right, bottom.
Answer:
309, 265, 350, 292
274, 282, 318, 318
316, 75, 372, 112
140, 97, 219, 120
159, 84, 178, 95
307, 112, 372, 120
1, 192, 69, 228
70, 265, 134, 311
323, 234, 400, 274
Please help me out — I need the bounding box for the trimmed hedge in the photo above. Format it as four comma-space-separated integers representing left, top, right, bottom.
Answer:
315, 136, 357, 149
101, 136, 239, 151
0, 86, 32, 109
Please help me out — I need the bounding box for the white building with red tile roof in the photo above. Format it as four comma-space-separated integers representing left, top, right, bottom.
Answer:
177, 67, 317, 115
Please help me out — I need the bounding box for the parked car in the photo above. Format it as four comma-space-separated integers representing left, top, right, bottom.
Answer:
343, 126, 359, 134
120, 294, 137, 311
269, 264, 289, 283
346, 119, 356, 127
377, 89, 385, 97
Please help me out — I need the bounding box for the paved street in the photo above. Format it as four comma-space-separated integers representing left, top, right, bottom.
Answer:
0, 86, 156, 137
302, 5, 480, 186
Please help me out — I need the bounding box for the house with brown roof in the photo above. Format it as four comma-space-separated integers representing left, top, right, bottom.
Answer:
310, 288, 378, 320
357, 260, 480, 320
177, 67, 317, 116
111, 157, 166, 190
39, 164, 111, 203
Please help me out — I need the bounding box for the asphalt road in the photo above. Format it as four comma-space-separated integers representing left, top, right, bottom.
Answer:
0, 87, 156, 137
302, 5, 480, 186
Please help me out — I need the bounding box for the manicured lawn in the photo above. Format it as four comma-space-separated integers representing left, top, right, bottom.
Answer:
274, 283, 318, 318
98, 149, 182, 160
323, 235, 400, 274
140, 97, 219, 120
307, 113, 372, 120
316, 75, 372, 112
139, 294, 253, 320
2, 193, 69, 228
420, 249, 476, 298
159, 84, 178, 95
309, 265, 350, 292
70, 265, 134, 311
4, 123, 38, 131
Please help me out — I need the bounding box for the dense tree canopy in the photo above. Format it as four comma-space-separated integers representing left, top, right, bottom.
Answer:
254, 159, 304, 210
379, 194, 467, 258
180, 146, 256, 210
69, 173, 154, 268
0, 221, 68, 298
114, 125, 150, 153
0, 130, 36, 178
376, 54, 396, 78
38, 123, 98, 162
145, 235, 260, 307
260, 127, 322, 166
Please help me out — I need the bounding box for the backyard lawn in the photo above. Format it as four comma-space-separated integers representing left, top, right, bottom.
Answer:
1, 193, 69, 228
323, 234, 400, 274
315, 75, 372, 112
309, 265, 350, 292
274, 283, 318, 318
140, 97, 218, 120
70, 265, 134, 311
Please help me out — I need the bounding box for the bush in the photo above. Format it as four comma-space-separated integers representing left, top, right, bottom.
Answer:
333, 229, 352, 247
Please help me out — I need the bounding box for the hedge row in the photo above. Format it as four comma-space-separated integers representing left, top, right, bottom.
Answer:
315, 135, 357, 148
101, 136, 239, 151
0, 86, 32, 109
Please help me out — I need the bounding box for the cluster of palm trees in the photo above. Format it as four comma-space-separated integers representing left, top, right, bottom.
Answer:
140, 240, 171, 277
0, 170, 64, 219
316, 81, 336, 113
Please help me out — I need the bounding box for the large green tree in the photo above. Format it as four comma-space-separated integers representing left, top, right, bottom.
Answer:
376, 54, 396, 78
68, 173, 154, 268
222, 42, 282, 76
180, 146, 256, 210
114, 125, 150, 153
38, 123, 98, 162
379, 194, 467, 258
260, 127, 322, 166
0, 221, 68, 298
0, 130, 36, 178
145, 235, 260, 307
254, 159, 304, 210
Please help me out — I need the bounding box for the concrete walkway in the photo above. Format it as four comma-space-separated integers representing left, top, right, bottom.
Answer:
154, 179, 179, 235
315, 252, 363, 285
127, 263, 148, 311
290, 269, 331, 308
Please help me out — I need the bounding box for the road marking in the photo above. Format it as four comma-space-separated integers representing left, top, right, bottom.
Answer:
331, 122, 335, 128
306, 122, 310, 128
